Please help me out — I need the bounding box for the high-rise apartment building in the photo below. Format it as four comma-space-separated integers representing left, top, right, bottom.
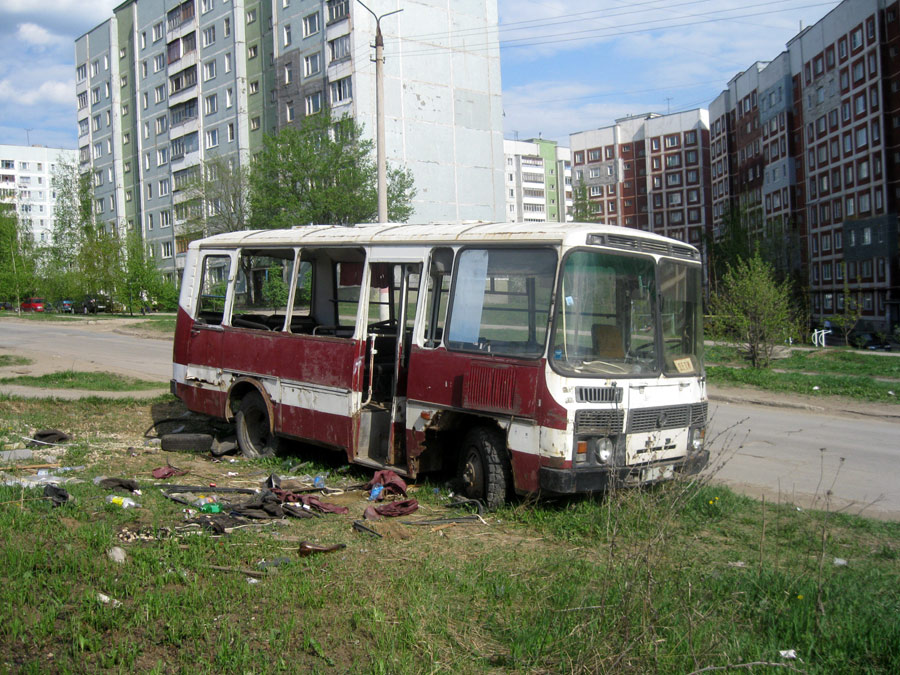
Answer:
76, 0, 505, 280
0, 144, 77, 244
710, 0, 900, 331
503, 138, 572, 222
569, 110, 712, 247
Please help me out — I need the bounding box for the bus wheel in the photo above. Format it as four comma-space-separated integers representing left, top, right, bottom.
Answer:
458, 427, 510, 510
235, 391, 279, 458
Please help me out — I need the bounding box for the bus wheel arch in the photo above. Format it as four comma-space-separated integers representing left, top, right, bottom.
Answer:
456, 422, 512, 510
228, 379, 279, 459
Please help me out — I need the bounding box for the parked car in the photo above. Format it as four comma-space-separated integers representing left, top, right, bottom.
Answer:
851, 332, 892, 351
75, 295, 108, 314
57, 299, 74, 313
20, 297, 47, 312
0, 301, 13, 311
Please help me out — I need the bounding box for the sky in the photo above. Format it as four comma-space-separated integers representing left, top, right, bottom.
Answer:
0, 0, 842, 150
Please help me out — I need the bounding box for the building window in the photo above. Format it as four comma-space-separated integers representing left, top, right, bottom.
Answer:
202, 26, 215, 47
248, 44, 258, 59
162, 210, 172, 228
155, 84, 166, 103
330, 76, 352, 104
227, 123, 235, 142
284, 63, 293, 85
303, 12, 320, 37
204, 60, 216, 81
328, 0, 350, 22
225, 52, 232, 73
205, 94, 217, 115
157, 148, 169, 165
205, 128, 219, 148
286, 101, 295, 122
247, 9, 257, 23
163, 241, 173, 258
249, 80, 259, 94
250, 116, 260, 130
305, 91, 323, 115
159, 179, 170, 196
304, 53, 321, 76
224, 17, 231, 36
283, 24, 292, 47
329, 35, 351, 62
226, 87, 233, 108
153, 22, 163, 41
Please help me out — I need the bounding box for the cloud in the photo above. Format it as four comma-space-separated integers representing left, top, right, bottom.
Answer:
16, 22, 67, 47
0, 78, 74, 107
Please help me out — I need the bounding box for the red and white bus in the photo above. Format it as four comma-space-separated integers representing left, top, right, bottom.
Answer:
172, 222, 708, 507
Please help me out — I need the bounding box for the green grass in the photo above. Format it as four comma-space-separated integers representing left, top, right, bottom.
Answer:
0, 370, 165, 392
0, 394, 898, 672
707, 344, 900, 379
0, 355, 33, 367
707, 365, 900, 402
130, 316, 176, 333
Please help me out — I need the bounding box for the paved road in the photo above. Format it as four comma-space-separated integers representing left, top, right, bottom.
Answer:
2, 318, 898, 518
0, 318, 172, 382
707, 400, 900, 519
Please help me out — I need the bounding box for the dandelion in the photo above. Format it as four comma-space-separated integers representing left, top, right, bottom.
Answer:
715, 496, 719, 501
797, 594, 804, 600
708, 500, 714, 505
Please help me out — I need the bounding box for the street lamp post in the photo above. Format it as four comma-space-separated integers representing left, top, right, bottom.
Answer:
357, 1, 402, 223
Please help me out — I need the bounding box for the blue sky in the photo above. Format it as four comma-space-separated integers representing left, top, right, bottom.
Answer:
0, 0, 841, 150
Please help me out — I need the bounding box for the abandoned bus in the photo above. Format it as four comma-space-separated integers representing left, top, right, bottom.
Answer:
172, 222, 708, 507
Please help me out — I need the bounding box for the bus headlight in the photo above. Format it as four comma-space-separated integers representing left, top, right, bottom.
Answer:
593, 437, 614, 463
690, 427, 706, 451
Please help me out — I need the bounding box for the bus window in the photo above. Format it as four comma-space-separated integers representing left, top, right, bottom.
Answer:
422, 248, 453, 348
231, 248, 295, 331
197, 254, 232, 324
287, 260, 313, 332
659, 260, 703, 375
335, 261, 362, 334
445, 247, 557, 358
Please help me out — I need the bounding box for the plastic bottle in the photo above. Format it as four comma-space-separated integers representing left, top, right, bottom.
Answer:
368, 484, 384, 501
192, 495, 216, 507
200, 503, 221, 514
106, 495, 141, 509
314, 475, 326, 489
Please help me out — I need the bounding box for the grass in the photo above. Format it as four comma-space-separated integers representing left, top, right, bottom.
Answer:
0, 355, 33, 368
706, 345, 900, 403
0, 394, 897, 672
129, 316, 177, 334
707, 366, 900, 402
0, 370, 165, 392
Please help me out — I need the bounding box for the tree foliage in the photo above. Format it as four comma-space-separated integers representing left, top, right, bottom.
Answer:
249, 110, 415, 227
177, 156, 251, 238
708, 254, 798, 368
827, 266, 862, 346
0, 210, 39, 305
569, 183, 600, 223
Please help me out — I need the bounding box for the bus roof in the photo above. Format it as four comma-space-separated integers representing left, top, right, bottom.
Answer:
191, 222, 700, 259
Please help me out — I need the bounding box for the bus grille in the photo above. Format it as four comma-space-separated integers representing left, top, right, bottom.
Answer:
627, 402, 708, 433
575, 409, 625, 434
575, 386, 622, 403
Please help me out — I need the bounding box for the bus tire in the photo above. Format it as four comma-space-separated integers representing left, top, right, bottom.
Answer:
235, 391, 279, 459
458, 426, 511, 510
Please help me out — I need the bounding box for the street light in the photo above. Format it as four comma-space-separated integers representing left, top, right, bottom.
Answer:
356, 1, 402, 223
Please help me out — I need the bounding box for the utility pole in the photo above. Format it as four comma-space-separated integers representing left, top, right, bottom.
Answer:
357, 1, 402, 223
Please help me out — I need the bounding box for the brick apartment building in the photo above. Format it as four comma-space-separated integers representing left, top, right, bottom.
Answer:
569, 110, 712, 248
711, 0, 900, 332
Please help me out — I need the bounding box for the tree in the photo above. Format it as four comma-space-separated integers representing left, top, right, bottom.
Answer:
121, 230, 169, 314
569, 183, 600, 223
827, 266, 862, 347
708, 253, 798, 368
249, 110, 415, 228
177, 155, 252, 238
0, 210, 39, 307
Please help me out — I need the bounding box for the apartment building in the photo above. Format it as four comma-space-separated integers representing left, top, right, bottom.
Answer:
76, 0, 505, 279
503, 138, 572, 222
569, 110, 712, 246
0, 144, 77, 244
709, 0, 900, 332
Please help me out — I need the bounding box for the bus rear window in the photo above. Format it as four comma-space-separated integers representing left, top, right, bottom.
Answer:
445, 248, 556, 358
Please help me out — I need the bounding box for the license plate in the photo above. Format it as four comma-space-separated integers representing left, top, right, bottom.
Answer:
641, 464, 674, 482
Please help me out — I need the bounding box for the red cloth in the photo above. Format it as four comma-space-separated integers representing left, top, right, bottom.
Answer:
363, 498, 419, 520
271, 488, 349, 514
365, 470, 408, 497
152, 466, 187, 479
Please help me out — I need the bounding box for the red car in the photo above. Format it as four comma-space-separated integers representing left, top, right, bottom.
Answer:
20, 297, 47, 312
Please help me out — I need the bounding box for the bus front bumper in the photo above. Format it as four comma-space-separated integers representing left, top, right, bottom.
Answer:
538, 449, 710, 494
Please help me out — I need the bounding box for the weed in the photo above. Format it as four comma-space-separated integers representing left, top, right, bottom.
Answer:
0, 370, 164, 392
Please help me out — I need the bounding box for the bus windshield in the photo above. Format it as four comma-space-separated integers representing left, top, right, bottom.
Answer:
550, 250, 701, 377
